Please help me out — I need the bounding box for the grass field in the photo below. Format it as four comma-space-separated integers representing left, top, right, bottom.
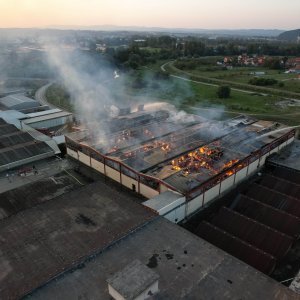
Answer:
44, 59, 300, 126
172, 58, 300, 94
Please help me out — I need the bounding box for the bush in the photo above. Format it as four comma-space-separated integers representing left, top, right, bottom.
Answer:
249, 77, 278, 86
217, 85, 231, 99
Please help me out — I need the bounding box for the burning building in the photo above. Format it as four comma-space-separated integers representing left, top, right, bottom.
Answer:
65, 106, 296, 222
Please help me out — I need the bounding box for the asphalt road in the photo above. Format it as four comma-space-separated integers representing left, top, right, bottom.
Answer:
35, 82, 57, 108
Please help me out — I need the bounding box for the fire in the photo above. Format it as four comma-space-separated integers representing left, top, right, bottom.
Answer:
223, 159, 239, 170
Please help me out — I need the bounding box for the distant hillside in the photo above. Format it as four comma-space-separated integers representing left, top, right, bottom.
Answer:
278, 29, 300, 41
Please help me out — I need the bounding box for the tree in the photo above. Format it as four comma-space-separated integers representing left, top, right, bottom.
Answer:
217, 85, 231, 99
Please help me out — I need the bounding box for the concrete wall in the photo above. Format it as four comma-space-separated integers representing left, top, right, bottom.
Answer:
121, 174, 138, 191
28, 116, 72, 129
106, 166, 121, 183
287, 137, 295, 145
108, 285, 125, 300
90, 158, 105, 174
203, 184, 221, 205
186, 194, 204, 216
220, 175, 235, 194
66, 148, 78, 159
164, 205, 185, 223
160, 184, 169, 193
235, 167, 248, 184
135, 281, 159, 300
247, 160, 259, 175
78, 151, 90, 167
259, 153, 269, 166
140, 183, 159, 199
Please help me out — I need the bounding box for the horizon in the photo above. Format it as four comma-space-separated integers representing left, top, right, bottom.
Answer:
0, 0, 299, 30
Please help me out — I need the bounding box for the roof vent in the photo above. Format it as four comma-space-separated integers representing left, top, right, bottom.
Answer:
107, 259, 159, 300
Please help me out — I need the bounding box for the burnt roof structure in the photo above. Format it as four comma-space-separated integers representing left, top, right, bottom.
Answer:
67, 109, 294, 197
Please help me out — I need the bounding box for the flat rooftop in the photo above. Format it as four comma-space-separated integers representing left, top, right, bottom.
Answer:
268, 139, 300, 172
0, 181, 154, 299
28, 218, 297, 300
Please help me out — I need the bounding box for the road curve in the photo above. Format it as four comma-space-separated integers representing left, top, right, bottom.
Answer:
161, 61, 266, 95
35, 82, 57, 109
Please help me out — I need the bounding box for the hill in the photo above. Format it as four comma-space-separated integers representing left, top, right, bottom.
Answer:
278, 29, 300, 41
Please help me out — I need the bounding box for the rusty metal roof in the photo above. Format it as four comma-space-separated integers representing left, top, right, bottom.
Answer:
231, 195, 300, 239
244, 183, 300, 218
211, 207, 293, 259
258, 174, 300, 200
196, 221, 276, 274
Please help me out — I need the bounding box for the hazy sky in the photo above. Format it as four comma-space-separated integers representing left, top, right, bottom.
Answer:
0, 0, 299, 29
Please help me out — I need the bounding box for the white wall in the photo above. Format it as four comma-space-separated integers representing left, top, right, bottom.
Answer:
90, 158, 105, 174
106, 166, 121, 183
121, 174, 138, 191
287, 137, 295, 145
78, 151, 90, 166
186, 194, 203, 216
220, 175, 235, 194
66, 147, 78, 159
160, 184, 169, 193
140, 183, 159, 199
164, 205, 185, 223
269, 147, 279, 155
203, 184, 220, 205
247, 160, 259, 175
235, 167, 248, 184
259, 153, 269, 166
108, 285, 125, 300
135, 281, 159, 300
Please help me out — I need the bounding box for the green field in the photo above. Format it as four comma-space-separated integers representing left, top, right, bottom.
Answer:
44, 59, 300, 126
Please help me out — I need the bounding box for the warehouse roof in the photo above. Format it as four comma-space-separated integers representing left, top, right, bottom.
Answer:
0, 181, 154, 299
24, 111, 72, 124
0, 94, 40, 110
26, 108, 62, 118
28, 217, 298, 300
268, 140, 300, 172
143, 190, 184, 212
0, 118, 54, 171
196, 165, 300, 277
107, 259, 159, 300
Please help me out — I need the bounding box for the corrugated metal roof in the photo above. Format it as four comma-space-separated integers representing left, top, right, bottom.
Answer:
258, 174, 300, 199
231, 195, 300, 238
272, 167, 300, 185
245, 183, 300, 218
24, 111, 72, 124
0, 118, 54, 168
0, 94, 37, 107
26, 108, 61, 118
211, 207, 293, 258
196, 221, 276, 274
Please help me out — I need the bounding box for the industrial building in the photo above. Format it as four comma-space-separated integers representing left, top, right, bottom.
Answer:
65, 108, 295, 222
0, 179, 297, 300
0, 93, 40, 111
0, 117, 60, 172
23, 108, 73, 129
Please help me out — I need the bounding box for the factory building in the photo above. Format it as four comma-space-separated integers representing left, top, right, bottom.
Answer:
0, 117, 60, 172
65, 108, 295, 222
23, 108, 73, 129
0, 93, 40, 112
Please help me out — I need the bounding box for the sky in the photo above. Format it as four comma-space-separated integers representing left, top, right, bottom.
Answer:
0, 0, 299, 29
